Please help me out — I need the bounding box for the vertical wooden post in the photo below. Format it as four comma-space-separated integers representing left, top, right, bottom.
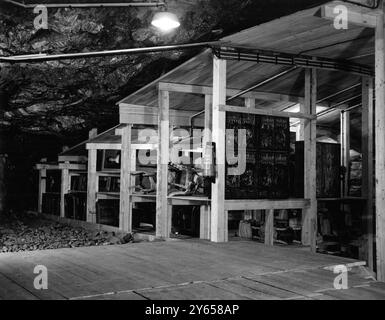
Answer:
362, 76, 374, 271
203, 94, 213, 147
60, 163, 70, 218
131, 146, 137, 189
375, 8, 385, 281
87, 148, 97, 223
200, 205, 211, 240
264, 209, 274, 246
156, 90, 170, 239
302, 68, 317, 252
244, 98, 255, 221
201, 94, 212, 240
297, 103, 305, 141
86, 129, 98, 223
202, 94, 213, 175
211, 56, 227, 243
120, 124, 133, 232
37, 158, 47, 213
340, 110, 350, 197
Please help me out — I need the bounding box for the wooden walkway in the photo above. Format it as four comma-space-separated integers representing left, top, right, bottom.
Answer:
0, 240, 384, 300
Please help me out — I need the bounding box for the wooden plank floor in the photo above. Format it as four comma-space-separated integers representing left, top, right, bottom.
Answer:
0, 240, 384, 300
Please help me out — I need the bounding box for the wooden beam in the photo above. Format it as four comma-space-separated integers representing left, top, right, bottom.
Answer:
156, 90, 171, 239
362, 76, 374, 271
219, 105, 315, 120
60, 164, 70, 218
86, 143, 121, 150
225, 199, 310, 211
264, 209, 274, 246
158, 82, 303, 103
119, 103, 204, 127
201, 94, 212, 240
86, 143, 157, 151
168, 196, 211, 206
37, 159, 47, 213
58, 155, 87, 163
202, 95, 213, 148
200, 205, 211, 240
86, 149, 98, 223
35, 163, 59, 170
211, 56, 227, 243
58, 163, 87, 170
319, 1, 379, 28
131, 194, 156, 203
302, 68, 317, 252
244, 98, 255, 221
375, 9, 385, 282
340, 110, 350, 197
297, 103, 305, 141
119, 124, 133, 233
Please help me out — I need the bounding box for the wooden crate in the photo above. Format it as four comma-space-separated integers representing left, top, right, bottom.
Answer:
42, 192, 60, 216
295, 142, 341, 198
96, 199, 119, 227
225, 113, 290, 199
64, 193, 87, 221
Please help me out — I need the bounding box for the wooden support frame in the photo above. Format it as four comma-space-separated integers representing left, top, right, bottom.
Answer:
265, 209, 275, 246
60, 163, 70, 218
86, 143, 121, 150
158, 81, 304, 103
119, 103, 204, 127
35, 163, 60, 170
302, 68, 318, 252
37, 159, 47, 213
211, 56, 227, 243
340, 109, 350, 197
119, 124, 133, 232
201, 94, 212, 240
219, 105, 316, 120
200, 205, 211, 240
375, 9, 385, 282
297, 103, 305, 141
58, 163, 87, 171
244, 97, 256, 221
58, 155, 87, 163
362, 76, 374, 271
86, 149, 98, 223
35, 160, 60, 215
225, 199, 310, 211
156, 90, 171, 239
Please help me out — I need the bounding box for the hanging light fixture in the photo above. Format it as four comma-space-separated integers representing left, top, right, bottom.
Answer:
151, 1, 180, 33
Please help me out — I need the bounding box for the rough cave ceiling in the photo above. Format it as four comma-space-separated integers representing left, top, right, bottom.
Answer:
0, 0, 329, 137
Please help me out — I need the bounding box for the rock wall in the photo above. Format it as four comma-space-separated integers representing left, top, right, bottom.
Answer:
0, 0, 327, 211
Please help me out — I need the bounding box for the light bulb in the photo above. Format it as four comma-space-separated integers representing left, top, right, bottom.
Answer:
151, 12, 180, 32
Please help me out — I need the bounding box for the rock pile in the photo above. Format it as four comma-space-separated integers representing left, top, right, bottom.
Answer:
0, 212, 134, 253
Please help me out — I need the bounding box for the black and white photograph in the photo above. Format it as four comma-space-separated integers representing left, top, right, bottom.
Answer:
1, 0, 385, 306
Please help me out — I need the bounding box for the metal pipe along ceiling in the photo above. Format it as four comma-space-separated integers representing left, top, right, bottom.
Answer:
1, 0, 166, 8
0, 42, 220, 63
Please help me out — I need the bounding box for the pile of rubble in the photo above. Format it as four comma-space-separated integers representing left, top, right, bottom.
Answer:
0, 212, 134, 253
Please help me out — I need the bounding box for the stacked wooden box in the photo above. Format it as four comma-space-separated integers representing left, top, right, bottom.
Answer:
96, 200, 120, 227
349, 158, 362, 197
225, 113, 290, 199
64, 174, 87, 221
64, 193, 87, 221
294, 142, 340, 198
42, 169, 61, 216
